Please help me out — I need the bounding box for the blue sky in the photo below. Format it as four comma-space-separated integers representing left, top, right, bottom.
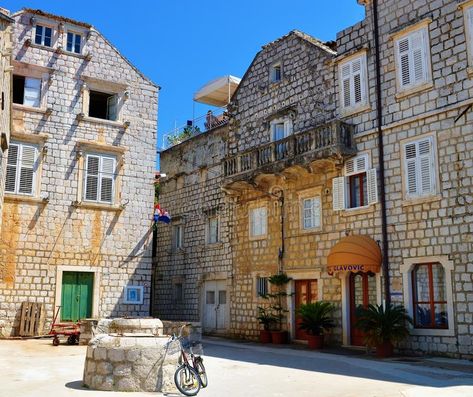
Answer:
5, 1, 364, 152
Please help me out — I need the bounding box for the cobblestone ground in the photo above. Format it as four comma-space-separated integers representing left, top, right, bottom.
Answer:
1, 338, 473, 397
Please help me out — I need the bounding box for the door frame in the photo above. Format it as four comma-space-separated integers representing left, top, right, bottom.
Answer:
55, 265, 100, 321
340, 271, 382, 346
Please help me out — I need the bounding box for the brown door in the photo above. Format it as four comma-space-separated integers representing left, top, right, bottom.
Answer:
294, 279, 318, 340
349, 272, 377, 346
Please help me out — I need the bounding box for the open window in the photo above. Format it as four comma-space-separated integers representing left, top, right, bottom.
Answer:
270, 62, 282, 83
88, 91, 118, 121
13, 75, 42, 108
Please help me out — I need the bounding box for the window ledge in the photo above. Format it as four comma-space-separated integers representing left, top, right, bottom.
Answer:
395, 81, 434, 101
401, 194, 442, 207
339, 103, 371, 118
340, 205, 375, 217
205, 242, 223, 249
63, 50, 86, 59
409, 328, 455, 337
81, 115, 123, 128
5, 194, 47, 204
74, 201, 123, 212
28, 42, 55, 52
298, 227, 323, 235
249, 235, 267, 241
13, 104, 49, 114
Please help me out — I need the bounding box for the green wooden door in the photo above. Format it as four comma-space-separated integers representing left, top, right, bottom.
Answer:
61, 272, 93, 321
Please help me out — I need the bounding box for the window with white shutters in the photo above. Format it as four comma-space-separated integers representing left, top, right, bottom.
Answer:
271, 118, 292, 141
403, 137, 436, 199
250, 207, 267, 237
302, 196, 321, 230
332, 154, 378, 210
396, 28, 429, 90
5, 142, 38, 196
84, 153, 116, 204
339, 54, 367, 109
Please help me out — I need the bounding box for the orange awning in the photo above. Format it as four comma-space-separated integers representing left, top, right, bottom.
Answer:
327, 235, 382, 274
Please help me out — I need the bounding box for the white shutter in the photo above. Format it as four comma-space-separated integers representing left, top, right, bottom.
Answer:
404, 137, 435, 198
23, 77, 41, 107
468, 7, 473, 55
85, 155, 99, 201
284, 120, 293, 137
367, 168, 378, 205
345, 154, 368, 175
340, 56, 366, 108
418, 138, 434, 195
398, 37, 411, 87
332, 176, 346, 211
260, 207, 267, 235
411, 30, 426, 83
107, 95, 118, 121
100, 156, 115, 203
352, 58, 362, 105
405, 142, 418, 196
18, 144, 37, 195
5, 143, 19, 193
397, 29, 428, 88
341, 62, 351, 108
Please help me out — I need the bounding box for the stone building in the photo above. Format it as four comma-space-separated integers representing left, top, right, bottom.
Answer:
0, 8, 158, 336
156, 0, 473, 358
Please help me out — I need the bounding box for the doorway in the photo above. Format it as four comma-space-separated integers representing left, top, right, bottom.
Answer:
61, 271, 94, 322
294, 279, 318, 340
349, 272, 376, 346
203, 280, 228, 332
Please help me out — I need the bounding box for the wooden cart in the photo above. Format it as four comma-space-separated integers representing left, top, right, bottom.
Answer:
48, 306, 81, 346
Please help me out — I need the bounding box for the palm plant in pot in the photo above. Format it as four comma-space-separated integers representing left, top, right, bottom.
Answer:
297, 301, 335, 349
355, 303, 413, 358
256, 307, 276, 343
267, 272, 292, 344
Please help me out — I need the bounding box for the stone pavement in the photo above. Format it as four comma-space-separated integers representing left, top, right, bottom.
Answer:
1, 337, 472, 397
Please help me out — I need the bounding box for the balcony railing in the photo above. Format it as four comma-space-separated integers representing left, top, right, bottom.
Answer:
223, 120, 355, 179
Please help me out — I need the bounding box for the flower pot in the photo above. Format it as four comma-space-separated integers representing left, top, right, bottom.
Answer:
259, 330, 272, 344
376, 341, 394, 358
307, 334, 324, 349
270, 330, 287, 344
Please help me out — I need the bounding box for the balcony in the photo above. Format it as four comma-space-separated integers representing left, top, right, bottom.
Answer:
223, 120, 355, 181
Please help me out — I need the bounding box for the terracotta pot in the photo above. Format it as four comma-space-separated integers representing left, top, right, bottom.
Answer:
270, 330, 287, 344
259, 330, 272, 344
376, 341, 394, 358
307, 334, 324, 349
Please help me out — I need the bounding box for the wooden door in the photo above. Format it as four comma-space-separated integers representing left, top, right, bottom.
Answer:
349, 272, 376, 346
294, 279, 318, 340
203, 280, 228, 332
61, 272, 93, 322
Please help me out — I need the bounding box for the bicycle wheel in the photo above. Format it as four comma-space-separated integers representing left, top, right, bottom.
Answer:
174, 364, 201, 396
194, 358, 208, 388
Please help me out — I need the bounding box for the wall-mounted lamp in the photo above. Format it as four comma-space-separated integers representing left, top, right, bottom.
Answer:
40, 191, 50, 203
76, 149, 83, 160
119, 199, 130, 210
45, 107, 53, 116
124, 90, 130, 100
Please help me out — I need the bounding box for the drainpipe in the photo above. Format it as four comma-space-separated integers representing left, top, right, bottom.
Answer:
372, 0, 391, 305
278, 191, 285, 274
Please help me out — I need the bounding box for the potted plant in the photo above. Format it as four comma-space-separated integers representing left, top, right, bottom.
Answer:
355, 303, 413, 358
267, 272, 292, 344
256, 307, 275, 343
297, 301, 335, 349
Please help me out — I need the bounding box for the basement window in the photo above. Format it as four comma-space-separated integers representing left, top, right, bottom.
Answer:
88, 90, 118, 121
13, 75, 41, 108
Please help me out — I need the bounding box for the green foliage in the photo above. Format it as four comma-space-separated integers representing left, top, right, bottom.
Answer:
263, 272, 292, 331
297, 301, 336, 336
154, 182, 160, 204
256, 307, 277, 331
166, 125, 201, 146
268, 273, 292, 286
355, 304, 413, 346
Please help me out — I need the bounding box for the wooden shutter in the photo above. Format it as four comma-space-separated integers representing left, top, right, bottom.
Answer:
397, 29, 427, 88
404, 137, 435, 197
398, 37, 411, 87
411, 30, 426, 83
332, 176, 346, 211
100, 156, 115, 203
367, 168, 378, 204
18, 144, 37, 195
85, 155, 99, 201
341, 63, 351, 107
352, 58, 362, 105
345, 154, 368, 176
405, 142, 418, 196
5, 143, 19, 193
418, 138, 434, 195
23, 77, 41, 107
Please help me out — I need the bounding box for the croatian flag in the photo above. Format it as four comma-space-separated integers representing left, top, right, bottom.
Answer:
154, 204, 171, 224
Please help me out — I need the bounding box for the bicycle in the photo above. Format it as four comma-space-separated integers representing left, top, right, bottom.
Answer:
167, 324, 208, 396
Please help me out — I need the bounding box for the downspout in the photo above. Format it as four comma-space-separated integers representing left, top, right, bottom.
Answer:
372, 0, 391, 305
278, 191, 285, 273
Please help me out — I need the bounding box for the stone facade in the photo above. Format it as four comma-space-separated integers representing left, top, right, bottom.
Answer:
0, 9, 158, 336
155, 0, 473, 358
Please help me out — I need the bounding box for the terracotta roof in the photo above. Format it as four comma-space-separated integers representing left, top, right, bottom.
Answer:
16, 8, 92, 28
262, 29, 337, 55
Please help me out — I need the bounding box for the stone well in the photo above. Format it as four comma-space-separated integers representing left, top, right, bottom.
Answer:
82, 318, 180, 393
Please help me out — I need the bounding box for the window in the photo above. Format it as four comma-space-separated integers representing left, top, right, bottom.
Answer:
88, 91, 118, 121
207, 216, 219, 244
270, 62, 282, 83
339, 54, 367, 109
395, 27, 430, 90
464, 5, 473, 65
412, 263, 448, 329
83, 153, 116, 204
256, 277, 268, 297
34, 25, 52, 47
249, 207, 267, 237
124, 286, 144, 304
173, 224, 184, 249
302, 196, 321, 230
403, 136, 436, 199
332, 154, 378, 210
66, 31, 82, 54
271, 119, 292, 141
173, 283, 183, 303
13, 75, 41, 108
5, 141, 39, 196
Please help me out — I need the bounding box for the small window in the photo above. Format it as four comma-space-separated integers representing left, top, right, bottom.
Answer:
88, 90, 118, 121
34, 24, 52, 47
83, 153, 116, 204
256, 277, 268, 297
173, 224, 184, 249
66, 31, 82, 54
339, 54, 367, 109
270, 63, 282, 83
395, 27, 430, 90
207, 216, 219, 244
206, 290, 215, 305
173, 283, 183, 303
124, 286, 144, 304
302, 196, 321, 230
249, 207, 267, 237
403, 136, 436, 199
13, 75, 42, 108
412, 263, 448, 329
5, 141, 39, 196
464, 6, 473, 66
